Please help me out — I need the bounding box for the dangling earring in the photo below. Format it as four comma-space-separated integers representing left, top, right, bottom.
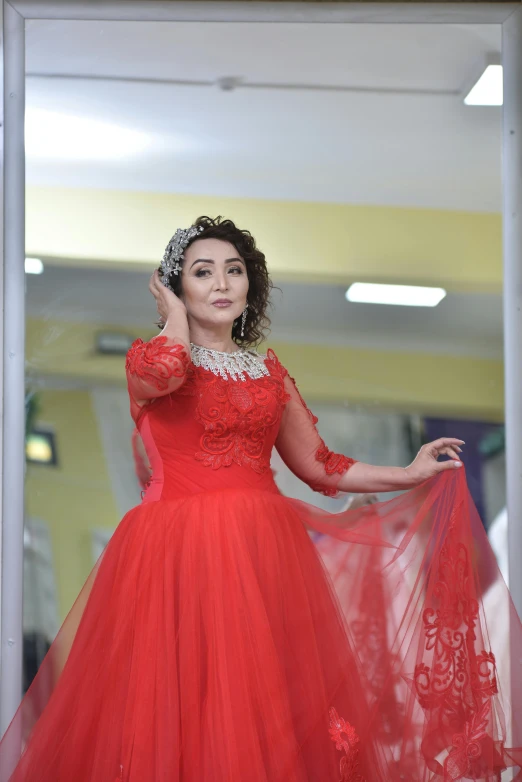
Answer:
241, 304, 248, 337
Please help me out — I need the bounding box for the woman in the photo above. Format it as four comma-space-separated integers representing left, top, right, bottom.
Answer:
1, 216, 521, 781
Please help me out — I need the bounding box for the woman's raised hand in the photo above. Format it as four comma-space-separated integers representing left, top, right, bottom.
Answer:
404, 438, 464, 485
149, 270, 187, 326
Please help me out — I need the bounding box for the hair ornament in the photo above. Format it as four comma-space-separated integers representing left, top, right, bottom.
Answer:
160, 224, 204, 289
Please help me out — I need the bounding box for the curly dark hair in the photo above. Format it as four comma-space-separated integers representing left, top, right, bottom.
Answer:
159, 216, 273, 347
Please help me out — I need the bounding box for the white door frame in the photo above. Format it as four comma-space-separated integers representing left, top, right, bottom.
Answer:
1, 0, 521, 733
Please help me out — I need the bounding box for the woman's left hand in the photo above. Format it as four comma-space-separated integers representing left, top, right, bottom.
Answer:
404, 438, 464, 485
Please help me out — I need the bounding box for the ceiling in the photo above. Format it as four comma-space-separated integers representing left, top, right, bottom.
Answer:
26, 20, 502, 210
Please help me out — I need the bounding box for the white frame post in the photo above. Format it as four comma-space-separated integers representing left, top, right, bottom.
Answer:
0, 0, 520, 735
1, 0, 25, 736
503, 7, 522, 618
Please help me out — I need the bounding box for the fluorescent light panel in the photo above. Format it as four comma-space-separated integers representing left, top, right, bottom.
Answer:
346, 283, 446, 308
25, 257, 44, 275
25, 108, 151, 160
464, 64, 503, 106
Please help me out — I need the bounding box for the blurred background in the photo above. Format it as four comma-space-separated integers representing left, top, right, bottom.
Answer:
21, 20, 506, 687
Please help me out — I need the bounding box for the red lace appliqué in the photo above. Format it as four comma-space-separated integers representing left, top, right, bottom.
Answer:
315, 443, 354, 494
351, 546, 403, 744
316, 442, 355, 477
191, 357, 290, 473
126, 337, 190, 392
329, 708, 366, 782
413, 509, 499, 781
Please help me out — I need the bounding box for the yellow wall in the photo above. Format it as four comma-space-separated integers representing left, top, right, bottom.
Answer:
26, 186, 502, 292
25, 185, 504, 416
25, 389, 119, 620
272, 342, 504, 422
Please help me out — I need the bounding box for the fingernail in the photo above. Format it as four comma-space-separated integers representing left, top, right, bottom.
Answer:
454, 461, 462, 468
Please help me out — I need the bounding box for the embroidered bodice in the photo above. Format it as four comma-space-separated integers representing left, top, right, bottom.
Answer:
126, 336, 356, 502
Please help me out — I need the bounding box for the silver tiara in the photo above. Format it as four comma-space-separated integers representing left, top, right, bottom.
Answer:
160, 224, 204, 289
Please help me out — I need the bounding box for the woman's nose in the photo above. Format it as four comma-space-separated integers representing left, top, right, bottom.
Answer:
214, 273, 229, 291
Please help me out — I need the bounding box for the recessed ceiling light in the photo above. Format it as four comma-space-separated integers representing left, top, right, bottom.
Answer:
25, 257, 44, 275
464, 62, 502, 106
345, 283, 447, 308
25, 108, 151, 161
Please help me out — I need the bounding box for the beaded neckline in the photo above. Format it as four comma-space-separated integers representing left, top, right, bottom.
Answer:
190, 343, 269, 382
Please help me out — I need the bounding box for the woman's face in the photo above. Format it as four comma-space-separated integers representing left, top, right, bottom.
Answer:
180, 238, 249, 330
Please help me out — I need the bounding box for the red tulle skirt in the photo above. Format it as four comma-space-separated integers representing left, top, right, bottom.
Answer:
1, 471, 521, 781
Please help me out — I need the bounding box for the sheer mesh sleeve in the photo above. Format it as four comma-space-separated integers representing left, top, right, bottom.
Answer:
125, 337, 190, 407
271, 353, 356, 496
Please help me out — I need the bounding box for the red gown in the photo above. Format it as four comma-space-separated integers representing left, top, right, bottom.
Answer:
1, 337, 521, 781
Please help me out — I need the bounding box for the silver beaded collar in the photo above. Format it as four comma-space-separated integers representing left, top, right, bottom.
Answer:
190, 343, 269, 382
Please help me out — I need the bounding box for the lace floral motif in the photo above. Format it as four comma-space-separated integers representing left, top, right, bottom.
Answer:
309, 439, 355, 495
191, 358, 290, 473
126, 337, 190, 392
316, 443, 355, 477
329, 708, 366, 782
351, 547, 403, 743
413, 509, 499, 781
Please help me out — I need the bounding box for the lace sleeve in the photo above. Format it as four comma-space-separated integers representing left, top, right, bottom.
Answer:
125, 336, 191, 406
271, 354, 356, 497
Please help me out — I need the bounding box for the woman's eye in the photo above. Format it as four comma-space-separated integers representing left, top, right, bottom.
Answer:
195, 268, 211, 278
228, 266, 243, 274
